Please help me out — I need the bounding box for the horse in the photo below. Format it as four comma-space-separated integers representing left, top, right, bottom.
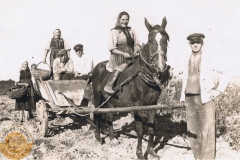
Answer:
92, 17, 170, 159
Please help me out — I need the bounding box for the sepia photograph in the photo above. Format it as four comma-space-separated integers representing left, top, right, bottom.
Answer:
0, 0, 240, 159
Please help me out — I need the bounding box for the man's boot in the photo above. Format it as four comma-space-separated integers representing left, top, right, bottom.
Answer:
104, 70, 121, 94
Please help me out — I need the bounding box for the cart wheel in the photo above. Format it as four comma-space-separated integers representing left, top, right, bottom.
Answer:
36, 100, 48, 137
88, 101, 95, 121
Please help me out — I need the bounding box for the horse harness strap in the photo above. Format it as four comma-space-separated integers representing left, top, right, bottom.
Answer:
138, 55, 161, 87
113, 70, 140, 92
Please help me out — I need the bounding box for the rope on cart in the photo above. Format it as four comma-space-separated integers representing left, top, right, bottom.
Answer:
58, 91, 112, 116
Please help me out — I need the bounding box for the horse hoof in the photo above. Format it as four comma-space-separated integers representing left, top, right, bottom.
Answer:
95, 135, 102, 142
109, 133, 118, 140
145, 149, 160, 159
136, 150, 145, 159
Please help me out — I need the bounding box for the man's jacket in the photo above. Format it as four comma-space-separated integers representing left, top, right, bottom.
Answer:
175, 50, 229, 104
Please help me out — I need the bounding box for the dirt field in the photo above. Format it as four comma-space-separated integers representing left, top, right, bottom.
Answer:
0, 95, 240, 160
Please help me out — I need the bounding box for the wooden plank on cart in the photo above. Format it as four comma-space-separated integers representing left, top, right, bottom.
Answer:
47, 80, 87, 106
45, 81, 58, 104
36, 78, 54, 103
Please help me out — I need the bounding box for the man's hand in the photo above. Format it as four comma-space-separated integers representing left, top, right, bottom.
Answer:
74, 71, 79, 77
208, 89, 221, 100
41, 60, 46, 64
60, 68, 67, 73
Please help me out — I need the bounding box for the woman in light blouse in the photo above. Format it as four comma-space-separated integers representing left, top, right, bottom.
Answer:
104, 11, 141, 94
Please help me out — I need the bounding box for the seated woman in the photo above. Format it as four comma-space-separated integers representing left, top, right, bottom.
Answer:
71, 44, 94, 81
53, 49, 74, 80
104, 11, 141, 94
15, 61, 36, 123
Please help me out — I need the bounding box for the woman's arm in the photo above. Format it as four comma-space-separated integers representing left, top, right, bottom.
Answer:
108, 29, 131, 58
42, 49, 50, 63
42, 40, 52, 63
64, 39, 71, 57
131, 28, 141, 54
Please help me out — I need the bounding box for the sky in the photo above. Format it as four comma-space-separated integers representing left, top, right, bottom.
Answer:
0, 0, 240, 81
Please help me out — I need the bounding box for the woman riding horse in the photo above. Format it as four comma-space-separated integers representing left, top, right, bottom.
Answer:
92, 16, 170, 159
104, 11, 141, 94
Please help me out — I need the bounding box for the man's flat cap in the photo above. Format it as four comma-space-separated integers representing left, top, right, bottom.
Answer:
58, 49, 67, 56
187, 33, 205, 40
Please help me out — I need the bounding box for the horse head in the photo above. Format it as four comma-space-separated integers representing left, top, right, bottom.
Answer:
141, 17, 169, 75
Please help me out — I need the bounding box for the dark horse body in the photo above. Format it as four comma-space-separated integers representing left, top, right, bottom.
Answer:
92, 17, 170, 159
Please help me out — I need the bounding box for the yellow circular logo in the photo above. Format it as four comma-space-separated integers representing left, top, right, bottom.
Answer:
0, 125, 33, 159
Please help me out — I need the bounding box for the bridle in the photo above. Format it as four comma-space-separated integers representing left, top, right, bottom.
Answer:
139, 49, 168, 75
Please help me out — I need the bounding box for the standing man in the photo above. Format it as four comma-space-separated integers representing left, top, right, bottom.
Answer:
173, 33, 229, 160
71, 44, 94, 81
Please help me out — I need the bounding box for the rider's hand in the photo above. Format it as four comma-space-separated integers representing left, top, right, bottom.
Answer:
133, 50, 139, 57
134, 45, 141, 57
42, 60, 46, 64
123, 52, 131, 58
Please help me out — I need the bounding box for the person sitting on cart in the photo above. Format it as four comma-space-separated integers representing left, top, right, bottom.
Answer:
42, 29, 71, 78
53, 49, 74, 80
71, 44, 94, 81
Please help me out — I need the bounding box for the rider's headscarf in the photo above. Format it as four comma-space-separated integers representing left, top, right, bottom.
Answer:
113, 11, 134, 47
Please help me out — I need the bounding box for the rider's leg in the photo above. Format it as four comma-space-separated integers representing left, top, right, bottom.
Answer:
104, 63, 128, 94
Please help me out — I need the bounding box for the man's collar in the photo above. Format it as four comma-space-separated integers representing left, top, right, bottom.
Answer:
192, 50, 202, 56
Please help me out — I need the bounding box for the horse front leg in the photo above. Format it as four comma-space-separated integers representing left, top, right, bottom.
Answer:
144, 110, 160, 159
94, 114, 102, 142
134, 111, 145, 159
107, 102, 115, 140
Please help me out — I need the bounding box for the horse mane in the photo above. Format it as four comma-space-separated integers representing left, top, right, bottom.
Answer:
160, 33, 169, 56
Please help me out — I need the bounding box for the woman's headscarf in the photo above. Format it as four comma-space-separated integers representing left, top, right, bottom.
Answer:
113, 11, 134, 47
53, 29, 62, 39
115, 11, 130, 27
20, 61, 30, 71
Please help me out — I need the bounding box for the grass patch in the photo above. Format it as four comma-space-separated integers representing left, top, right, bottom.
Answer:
215, 84, 240, 151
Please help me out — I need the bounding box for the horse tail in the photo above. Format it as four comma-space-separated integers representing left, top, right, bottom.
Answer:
92, 60, 109, 108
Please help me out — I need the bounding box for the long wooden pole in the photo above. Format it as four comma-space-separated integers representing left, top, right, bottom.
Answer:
47, 103, 186, 113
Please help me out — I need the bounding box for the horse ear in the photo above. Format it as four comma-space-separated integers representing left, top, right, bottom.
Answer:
161, 17, 167, 29
145, 18, 153, 32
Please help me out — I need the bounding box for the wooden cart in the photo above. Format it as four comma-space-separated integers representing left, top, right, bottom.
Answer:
34, 78, 185, 137
34, 78, 94, 136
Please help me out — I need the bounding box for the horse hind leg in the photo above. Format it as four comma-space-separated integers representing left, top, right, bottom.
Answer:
134, 111, 145, 159
144, 110, 160, 159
